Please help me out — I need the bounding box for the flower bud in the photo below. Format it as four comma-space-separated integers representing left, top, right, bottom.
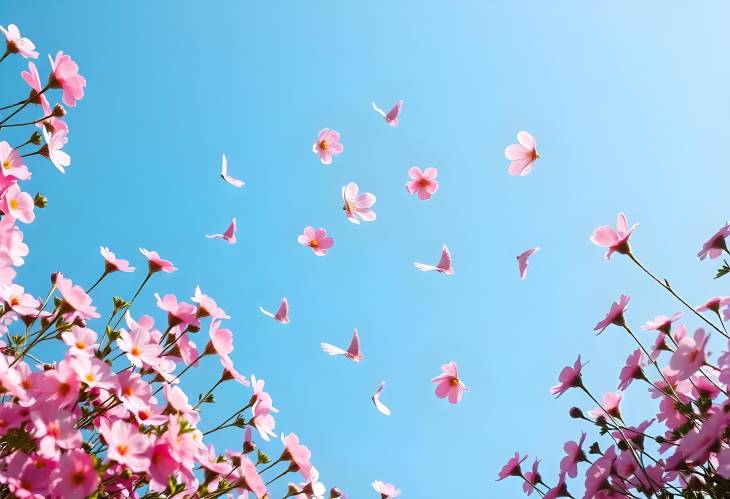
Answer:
51, 104, 66, 117
29, 131, 41, 145
569, 407, 584, 419
33, 193, 47, 209
50, 272, 59, 285
330, 488, 344, 498
243, 440, 256, 454
595, 415, 607, 426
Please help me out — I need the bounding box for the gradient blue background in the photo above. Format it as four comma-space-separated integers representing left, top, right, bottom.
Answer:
3, 2, 730, 497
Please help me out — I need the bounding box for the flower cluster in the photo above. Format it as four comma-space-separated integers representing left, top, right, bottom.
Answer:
499, 215, 730, 498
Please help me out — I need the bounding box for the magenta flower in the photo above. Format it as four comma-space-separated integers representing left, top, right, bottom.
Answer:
405, 166, 439, 200
583, 447, 616, 497
372, 480, 401, 498
590, 212, 638, 259
100, 419, 150, 472
140, 248, 177, 273
431, 361, 468, 404
594, 294, 630, 334
698, 223, 730, 260
40, 127, 71, 173
0, 24, 38, 59
618, 348, 645, 390
0, 142, 30, 180
47, 51, 86, 107
588, 392, 623, 420
505, 131, 540, 176
312, 128, 343, 165
550, 355, 585, 397
297, 226, 334, 256
522, 459, 542, 496
55, 273, 100, 319
1, 183, 35, 224
98, 246, 134, 273
560, 432, 587, 478
342, 182, 376, 224
517, 246, 540, 280
543, 473, 569, 499
497, 452, 528, 480
669, 328, 710, 381
50, 449, 99, 499
372, 99, 403, 127
641, 312, 682, 335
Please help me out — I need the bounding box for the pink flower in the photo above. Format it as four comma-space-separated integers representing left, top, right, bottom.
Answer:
68, 355, 115, 390
0, 215, 28, 266
431, 361, 468, 404
206, 320, 234, 358
55, 273, 100, 319
560, 432, 587, 478
0, 453, 52, 498
669, 328, 710, 380
698, 223, 730, 260
0, 282, 39, 315
550, 355, 585, 397
0, 142, 30, 180
206, 217, 237, 244
155, 293, 199, 329
146, 441, 178, 492
593, 294, 630, 334
505, 131, 539, 176
497, 452, 528, 480
312, 128, 343, 165
0, 24, 38, 59
101, 419, 150, 472
100, 246, 135, 273
697, 296, 730, 314
522, 459, 541, 496
139, 248, 177, 273
543, 473, 569, 499
192, 285, 229, 319
641, 312, 682, 335
405, 166, 439, 200
51, 449, 99, 499
588, 392, 623, 420
372, 480, 401, 498
517, 246, 540, 280
47, 51, 86, 107
236, 456, 268, 498
1, 183, 34, 224
40, 127, 71, 173
372, 100, 403, 127
29, 406, 82, 457
117, 326, 162, 367
61, 325, 98, 357
259, 296, 290, 324
280, 433, 313, 480
297, 226, 334, 256
583, 447, 616, 497
341, 182, 376, 224
618, 348, 645, 390
590, 212, 637, 259
37, 359, 80, 408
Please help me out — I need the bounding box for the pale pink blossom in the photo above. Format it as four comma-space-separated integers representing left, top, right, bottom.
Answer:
68, 355, 115, 390
298, 226, 334, 256
641, 312, 682, 335
372, 100, 403, 126
551, 355, 585, 397
414, 243, 453, 274
321, 328, 362, 363
590, 212, 637, 259
1, 183, 34, 224
588, 392, 623, 420
698, 223, 730, 260
505, 131, 539, 176
312, 128, 343, 165
0, 142, 30, 180
61, 325, 98, 357
220, 153, 244, 187
594, 294, 630, 334
235, 455, 268, 498
155, 293, 199, 329
140, 248, 177, 273
669, 328, 710, 380
342, 182, 376, 224
1, 24, 38, 59
371, 380, 391, 416
431, 361, 468, 404
101, 419, 150, 472
55, 273, 100, 319
100, 246, 135, 273
0, 282, 39, 315
51, 449, 99, 499
517, 246, 540, 280
47, 51, 86, 107
259, 296, 289, 324
192, 285, 229, 319
405, 166, 439, 200
697, 296, 730, 314
280, 433, 313, 479
372, 480, 401, 498
206, 320, 233, 358
117, 326, 162, 367
20, 62, 50, 113
29, 406, 81, 457
522, 459, 542, 496
0, 215, 28, 266
206, 217, 237, 244
40, 127, 70, 173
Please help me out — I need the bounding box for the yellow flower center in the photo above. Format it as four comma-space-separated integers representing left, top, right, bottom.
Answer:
319, 139, 328, 151
1, 160, 11, 170
8, 199, 18, 210
310, 239, 319, 248
75, 340, 86, 349
450, 377, 460, 386
131, 346, 141, 357
84, 373, 95, 383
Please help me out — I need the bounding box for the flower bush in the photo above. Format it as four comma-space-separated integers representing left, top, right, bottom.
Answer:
0, 24, 345, 499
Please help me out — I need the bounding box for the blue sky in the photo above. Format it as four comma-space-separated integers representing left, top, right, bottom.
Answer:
3, 1, 730, 497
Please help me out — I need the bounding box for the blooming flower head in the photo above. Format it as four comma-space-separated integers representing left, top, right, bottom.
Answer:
697, 296, 730, 314
280, 433, 313, 479
312, 128, 343, 165
341, 182, 376, 224
543, 473, 569, 499
431, 361, 468, 404
522, 459, 541, 496
206, 320, 234, 358
117, 326, 162, 367
68, 354, 114, 390
100, 419, 150, 472
405, 166, 439, 200
0, 142, 30, 181
590, 212, 638, 259
61, 325, 98, 357
372, 480, 401, 498
139, 248, 177, 273
618, 348, 645, 391
497, 452, 528, 480
192, 285, 229, 319
698, 223, 730, 260
560, 432, 587, 478
641, 312, 682, 335
154, 293, 199, 329
0, 282, 39, 316
47, 51, 86, 107
297, 226, 334, 256
0, 216, 28, 266
669, 328, 710, 381
235, 455, 268, 498
50, 449, 99, 499
550, 355, 585, 397
1, 24, 38, 59
40, 127, 70, 173
1, 183, 35, 224
29, 405, 82, 457
55, 273, 100, 319
588, 392, 623, 420
100, 246, 135, 273
505, 131, 539, 176
594, 294, 630, 334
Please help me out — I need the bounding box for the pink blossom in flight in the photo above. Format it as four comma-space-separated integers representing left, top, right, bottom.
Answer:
371, 100, 403, 127
505, 131, 539, 176
414, 243, 453, 274
342, 182, 376, 224
405, 166, 439, 200
321, 328, 362, 363
431, 361, 468, 404
590, 212, 638, 259
297, 226, 334, 256
698, 223, 730, 260
371, 381, 391, 416
206, 218, 237, 244
312, 128, 343, 165
259, 297, 289, 324
0, 24, 38, 59
517, 246, 540, 280
220, 153, 244, 187
372, 480, 401, 498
